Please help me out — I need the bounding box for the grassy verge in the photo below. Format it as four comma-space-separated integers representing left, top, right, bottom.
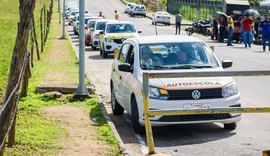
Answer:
2, 0, 120, 155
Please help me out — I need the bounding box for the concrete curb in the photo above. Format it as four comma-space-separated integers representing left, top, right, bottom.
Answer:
65, 28, 130, 156
97, 96, 130, 156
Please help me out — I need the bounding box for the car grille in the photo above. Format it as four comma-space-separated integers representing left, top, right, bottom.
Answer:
113, 38, 125, 44
168, 88, 222, 100
158, 114, 232, 122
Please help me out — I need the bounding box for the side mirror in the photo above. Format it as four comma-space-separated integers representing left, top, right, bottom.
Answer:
100, 31, 104, 35
118, 63, 132, 72
138, 30, 142, 33
222, 60, 233, 68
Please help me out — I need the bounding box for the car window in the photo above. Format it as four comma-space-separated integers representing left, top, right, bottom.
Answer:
118, 43, 130, 63
90, 21, 95, 29
106, 24, 136, 33
96, 22, 106, 30
139, 42, 219, 70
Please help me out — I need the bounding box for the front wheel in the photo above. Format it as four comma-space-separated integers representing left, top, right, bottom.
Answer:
224, 123, 237, 130
111, 85, 124, 115
131, 98, 145, 134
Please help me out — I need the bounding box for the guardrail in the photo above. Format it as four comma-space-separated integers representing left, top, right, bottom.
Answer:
142, 70, 270, 155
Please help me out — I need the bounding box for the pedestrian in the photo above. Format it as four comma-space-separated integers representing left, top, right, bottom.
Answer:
238, 16, 244, 43
175, 11, 182, 35
115, 10, 120, 20
254, 17, 260, 40
218, 16, 226, 42
259, 14, 270, 52
227, 12, 235, 46
242, 15, 253, 48
98, 11, 105, 19
212, 18, 218, 40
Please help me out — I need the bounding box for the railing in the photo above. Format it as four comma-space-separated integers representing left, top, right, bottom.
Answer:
142, 70, 270, 155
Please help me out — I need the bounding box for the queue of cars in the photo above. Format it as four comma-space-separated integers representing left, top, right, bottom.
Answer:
65, 1, 241, 134
124, 3, 146, 18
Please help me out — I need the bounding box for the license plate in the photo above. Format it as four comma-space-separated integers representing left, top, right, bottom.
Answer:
183, 104, 210, 110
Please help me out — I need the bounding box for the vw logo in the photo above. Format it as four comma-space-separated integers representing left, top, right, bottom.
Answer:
191, 90, 201, 100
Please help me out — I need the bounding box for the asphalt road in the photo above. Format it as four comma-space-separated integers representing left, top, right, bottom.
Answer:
65, 0, 270, 155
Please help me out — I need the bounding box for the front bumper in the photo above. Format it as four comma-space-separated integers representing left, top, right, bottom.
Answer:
92, 37, 100, 47
104, 41, 122, 53
136, 93, 241, 126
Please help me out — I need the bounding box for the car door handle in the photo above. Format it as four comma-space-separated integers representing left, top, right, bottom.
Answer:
119, 75, 122, 80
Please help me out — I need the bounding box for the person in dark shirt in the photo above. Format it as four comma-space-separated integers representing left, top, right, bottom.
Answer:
219, 16, 226, 42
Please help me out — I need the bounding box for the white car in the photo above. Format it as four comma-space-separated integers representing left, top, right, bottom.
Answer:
110, 35, 241, 133
100, 21, 141, 58
152, 11, 171, 26
67, 7, 79, 20
125, 3, 136, 13
73, 13, 92, 35
130, 5, 146, 17
68, 10, 79, 25
91, 19, 116, 50
65, 6, 78, 18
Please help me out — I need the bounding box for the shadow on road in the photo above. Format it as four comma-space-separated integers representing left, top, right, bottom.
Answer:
142, 123, 236, 147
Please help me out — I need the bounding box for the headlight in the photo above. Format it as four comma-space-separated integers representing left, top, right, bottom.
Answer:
149, 87, 169, 100
222, 82, 238, 98
105, 38, 112, 42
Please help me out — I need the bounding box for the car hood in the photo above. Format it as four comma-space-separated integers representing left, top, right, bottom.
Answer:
104, 33, 139, 39
139, 69, 234, 90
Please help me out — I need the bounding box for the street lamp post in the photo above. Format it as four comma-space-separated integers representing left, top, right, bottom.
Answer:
58, 0, 61, 23
75, 0, 89, 97
61, 0, 66, 39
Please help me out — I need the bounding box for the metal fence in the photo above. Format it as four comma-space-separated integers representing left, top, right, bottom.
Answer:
142, 70, 270, 154
167, 0, 223, 20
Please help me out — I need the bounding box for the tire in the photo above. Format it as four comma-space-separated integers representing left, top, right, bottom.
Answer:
131, 98, 145, 134
168, 23, 170, 26
224, 123, 237, 130
152, 21, 154, 25
103, 50, 108, 58
111, 85, 124, 115
92, 46, 97, 51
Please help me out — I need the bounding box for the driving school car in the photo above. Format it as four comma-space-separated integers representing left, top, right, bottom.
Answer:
110, 35, 241, 133
99, 21, 141, 58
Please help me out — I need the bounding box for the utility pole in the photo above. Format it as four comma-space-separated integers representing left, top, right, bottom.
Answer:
58, 0, 61, 23
61, 0, 66, 39
75, 0, 89, 97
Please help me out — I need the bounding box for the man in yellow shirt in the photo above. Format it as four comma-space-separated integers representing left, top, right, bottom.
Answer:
115, 10, 120, 20
227, 12, 235, 46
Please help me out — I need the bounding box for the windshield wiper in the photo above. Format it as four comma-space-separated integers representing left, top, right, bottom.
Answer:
169, 65, 213, 69
169, 65, 196, 69
142, 65, 169, 70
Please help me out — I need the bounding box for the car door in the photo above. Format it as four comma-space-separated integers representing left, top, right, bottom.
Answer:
121, 43, 136, 112
112, 43, 131, 107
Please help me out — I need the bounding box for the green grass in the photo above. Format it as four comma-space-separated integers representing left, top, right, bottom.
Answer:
83, 98, 123, 156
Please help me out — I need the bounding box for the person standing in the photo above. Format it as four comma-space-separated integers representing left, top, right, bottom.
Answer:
242, 15, 253, 48
115, 10, 120, 20
219, 16, 226, 42
227, 12, 235, 46
260, 14, 270, 51
98, 11, 105, 19
254, 17, 260, 40
175, 11, 182, 35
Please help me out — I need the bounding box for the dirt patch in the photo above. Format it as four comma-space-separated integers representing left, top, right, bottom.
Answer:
42, 105, 111, 156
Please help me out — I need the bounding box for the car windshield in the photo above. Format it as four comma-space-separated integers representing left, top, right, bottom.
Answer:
96, 22, 106, 30
85, 18, 91, 24
139, 42, 219, 70
106, 23, 136, 33
157, 12, 169, 16
135, 6, 145, 10
90, 21, 95, 29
